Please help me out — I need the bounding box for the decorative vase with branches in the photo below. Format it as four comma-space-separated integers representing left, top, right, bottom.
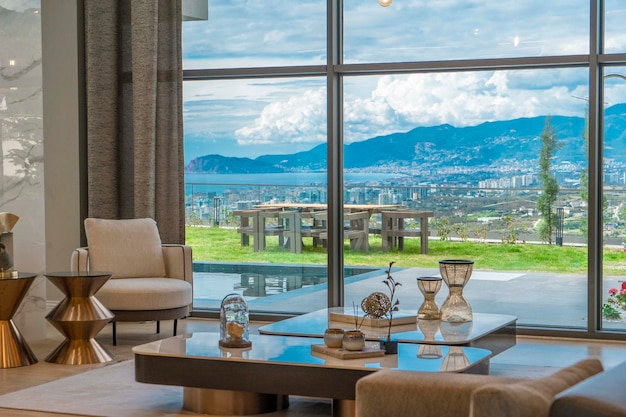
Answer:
381, 261, 401, 353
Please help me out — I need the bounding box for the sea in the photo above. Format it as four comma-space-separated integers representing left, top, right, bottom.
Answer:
184, 172, 408, 195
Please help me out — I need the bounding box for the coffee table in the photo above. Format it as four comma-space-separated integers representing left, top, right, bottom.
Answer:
133, 332, 491, 417
258, 308, 517, 355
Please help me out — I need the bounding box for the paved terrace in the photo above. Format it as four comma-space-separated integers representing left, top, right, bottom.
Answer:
193, 266, 626, 331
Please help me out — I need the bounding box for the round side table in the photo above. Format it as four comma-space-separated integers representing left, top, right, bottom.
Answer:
44, 271, 115, 365
0, 272, 38, 368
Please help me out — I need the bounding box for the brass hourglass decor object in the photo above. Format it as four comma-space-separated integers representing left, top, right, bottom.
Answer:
416, 277, 442, 320
439, 259, 474, 323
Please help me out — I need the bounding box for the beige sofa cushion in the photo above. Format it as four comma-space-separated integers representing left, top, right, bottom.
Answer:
85, 218, 166, 279
551, 360, 626, 417
470, 358, 603, 417
97, 277, 192, 310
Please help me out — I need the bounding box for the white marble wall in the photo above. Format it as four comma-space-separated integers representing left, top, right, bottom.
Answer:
1, 3, 46, 341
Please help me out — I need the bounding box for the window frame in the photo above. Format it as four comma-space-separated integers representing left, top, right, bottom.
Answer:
183, 0, 626, 339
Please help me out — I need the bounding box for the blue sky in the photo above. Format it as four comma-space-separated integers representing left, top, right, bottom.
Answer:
179, 1, 626, 161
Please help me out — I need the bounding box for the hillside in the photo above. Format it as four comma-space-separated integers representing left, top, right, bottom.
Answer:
186, 105, 626, 174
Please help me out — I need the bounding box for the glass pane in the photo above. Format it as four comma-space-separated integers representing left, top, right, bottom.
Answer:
601, 67, 626, 330
182, 0, 326, 69
343, 0, 589, 64
183, 78, 330, 314
343, 69, 589, 328
605, 0, 626, 54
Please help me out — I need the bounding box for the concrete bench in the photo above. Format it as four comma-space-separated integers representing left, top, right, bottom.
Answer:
381, 210, 434, 254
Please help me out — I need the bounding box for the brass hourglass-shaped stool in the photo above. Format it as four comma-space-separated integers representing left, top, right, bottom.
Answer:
416, 276, 442, 320
45, 271, 115, 364
0, 272, 38, 368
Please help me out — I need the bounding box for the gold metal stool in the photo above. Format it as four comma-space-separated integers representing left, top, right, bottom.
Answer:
45, 271, 115, 365
0, 272, 38, 368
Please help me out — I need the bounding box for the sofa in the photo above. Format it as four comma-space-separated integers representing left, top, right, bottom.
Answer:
355, 358, 626, 417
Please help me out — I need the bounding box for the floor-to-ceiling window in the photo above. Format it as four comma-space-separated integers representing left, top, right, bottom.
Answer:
183, 0, 626, 337
601, 66, 626, 330
182, 0, 331, 315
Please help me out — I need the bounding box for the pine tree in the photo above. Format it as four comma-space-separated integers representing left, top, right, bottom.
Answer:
536, 116, 563, 244
579, 106, 609, 237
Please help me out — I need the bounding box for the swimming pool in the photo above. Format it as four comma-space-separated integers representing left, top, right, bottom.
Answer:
192, 262, 380, 313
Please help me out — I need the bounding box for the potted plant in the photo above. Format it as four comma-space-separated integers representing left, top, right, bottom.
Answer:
381, 261, 401, 354
603, 282, 626, 321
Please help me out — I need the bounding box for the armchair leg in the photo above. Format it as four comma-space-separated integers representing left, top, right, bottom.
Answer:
156, 320, 160, 334
173, 319, 178, 336
112, 322, 117, 346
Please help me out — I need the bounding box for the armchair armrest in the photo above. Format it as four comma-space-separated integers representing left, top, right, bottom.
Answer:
71, 247, 90, 273
355, 370, 520, 417
162, 244, 193, 284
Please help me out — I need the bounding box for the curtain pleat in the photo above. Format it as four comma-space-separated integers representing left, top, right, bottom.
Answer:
84, 0, 184, 244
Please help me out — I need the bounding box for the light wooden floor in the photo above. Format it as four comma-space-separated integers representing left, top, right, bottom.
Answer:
2, 317, 626, 417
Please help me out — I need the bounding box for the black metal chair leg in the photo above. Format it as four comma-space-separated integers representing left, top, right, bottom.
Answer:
173, 319, 178, 336
156, 320, 160, 334
112, 321, 117, 346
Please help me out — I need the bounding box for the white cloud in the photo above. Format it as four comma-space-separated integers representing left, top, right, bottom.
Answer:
263, 30, 287, 44
341, 70, 588, 143
206, 69, 592, 152
234, 88, 327, 146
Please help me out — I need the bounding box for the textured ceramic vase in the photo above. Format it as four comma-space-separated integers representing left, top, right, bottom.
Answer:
417, 277, 442, 320
439, 260, 474, 323
324, 328, 344, 348
342, 330, 365, 351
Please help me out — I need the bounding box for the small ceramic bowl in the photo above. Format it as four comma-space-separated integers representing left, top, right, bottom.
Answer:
342, 329, 365, 351
324, 328, 345, 348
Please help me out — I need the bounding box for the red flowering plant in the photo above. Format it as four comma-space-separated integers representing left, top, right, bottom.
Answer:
602, 282, 626, 321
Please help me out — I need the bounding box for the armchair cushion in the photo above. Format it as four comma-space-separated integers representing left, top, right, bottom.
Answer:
96, 277, 192, 310
470, 358, 603, 417
84, 218, 166, 279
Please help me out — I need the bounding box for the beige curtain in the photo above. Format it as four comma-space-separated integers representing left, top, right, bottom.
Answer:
84, 0, 185, 244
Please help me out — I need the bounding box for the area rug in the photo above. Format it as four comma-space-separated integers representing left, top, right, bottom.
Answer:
0, 360, 331, 417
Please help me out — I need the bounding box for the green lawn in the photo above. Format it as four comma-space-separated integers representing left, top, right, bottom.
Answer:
186, 226, 626, 275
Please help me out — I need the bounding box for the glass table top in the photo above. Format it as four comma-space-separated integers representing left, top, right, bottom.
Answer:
132, 332, 491, 373
258, 307, 517, 345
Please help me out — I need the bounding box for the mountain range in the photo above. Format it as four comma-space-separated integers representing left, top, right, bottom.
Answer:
185, 103, 626, 174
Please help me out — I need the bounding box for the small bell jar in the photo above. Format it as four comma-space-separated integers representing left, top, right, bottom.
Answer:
219, 293, 252, 348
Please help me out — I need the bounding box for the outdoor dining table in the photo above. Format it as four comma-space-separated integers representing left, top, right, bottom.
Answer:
254, 203, 401, 213
253, 203, 402, 253
241, 204, 433, 254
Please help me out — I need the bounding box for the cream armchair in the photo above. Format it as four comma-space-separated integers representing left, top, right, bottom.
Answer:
71, 218, 193, 345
